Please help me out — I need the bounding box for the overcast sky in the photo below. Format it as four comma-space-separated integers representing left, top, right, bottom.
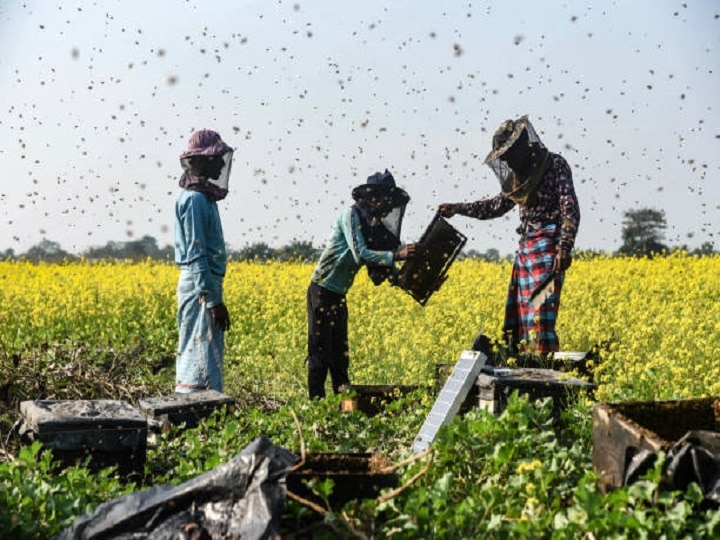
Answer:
1, 0, 718, 256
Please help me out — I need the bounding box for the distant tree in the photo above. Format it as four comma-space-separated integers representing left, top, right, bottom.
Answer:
692, 241, 716, 257
482, 248, 501, 262
459, 247, 503, 261
1, 248, 15, 260
124, 235, 160, 260
276, 240, 318, 262
236, 242, 275, 262
25, 239, 74, 262
84, 235, 165, 260
458, 248, 480, 260
157, 244, 175, 261
618, 208, 668, 257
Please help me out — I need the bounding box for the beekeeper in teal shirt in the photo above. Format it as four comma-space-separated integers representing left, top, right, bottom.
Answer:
306, 170, 416, 399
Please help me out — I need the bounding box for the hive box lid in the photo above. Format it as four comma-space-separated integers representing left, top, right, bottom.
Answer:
19, 399, 147, 433
137, 390, 235, 416
477, 367, 595, 389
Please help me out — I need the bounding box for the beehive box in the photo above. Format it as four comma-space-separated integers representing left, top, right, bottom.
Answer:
137, 390, 235, 428
340, 385, 418, 416
592, 397, 720, 492
286, 453, 398, 507
475, 367, 595, 418
18, 399, 147, 477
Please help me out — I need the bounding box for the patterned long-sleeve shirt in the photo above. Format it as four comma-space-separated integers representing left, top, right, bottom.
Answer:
456, 153, 580, 251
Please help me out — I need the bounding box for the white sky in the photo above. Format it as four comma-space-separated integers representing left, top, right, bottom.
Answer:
1, 0, 718, 255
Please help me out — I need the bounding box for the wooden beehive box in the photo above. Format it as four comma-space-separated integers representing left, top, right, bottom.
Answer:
137, 390, 235, 428
339, 385, 418, 416
18, 399, 147, 477
475, 367, 595, 419
286, 452, 398, 508
592, 397, 720, 492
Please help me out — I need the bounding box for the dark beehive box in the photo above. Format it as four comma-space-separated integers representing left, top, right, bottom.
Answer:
475, 367, 595, 418
137, 390, 235, 428
287, 453, 398, 508
18, 399, 147, 477
340, 385, 418, 416
592, 397, 720, 492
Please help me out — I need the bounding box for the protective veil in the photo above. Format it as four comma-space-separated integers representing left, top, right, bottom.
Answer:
352, 170, 410, 285
179, 130, 234, 202
484, 115, 549, 206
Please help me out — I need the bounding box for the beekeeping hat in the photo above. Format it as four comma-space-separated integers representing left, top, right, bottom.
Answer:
484, 115, 548, 203
352, 169, 410, 209
180, 129, 232, 159
179, 130, 234, 201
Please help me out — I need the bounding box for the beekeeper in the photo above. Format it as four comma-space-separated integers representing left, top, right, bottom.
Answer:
439, 115, 580, 354
306, 170, 416, 399
174, 129, 233, 393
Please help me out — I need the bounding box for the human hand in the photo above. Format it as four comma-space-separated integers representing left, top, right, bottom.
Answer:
552, 250, 572, 273
210, 303, 231, 331
438, 203, 459, 218
393, 243, 417, 261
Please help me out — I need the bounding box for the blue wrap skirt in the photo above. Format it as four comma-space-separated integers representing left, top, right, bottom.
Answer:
176, 270, 224, 393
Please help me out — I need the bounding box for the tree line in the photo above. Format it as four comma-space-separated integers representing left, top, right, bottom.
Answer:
1, 207, 715, 262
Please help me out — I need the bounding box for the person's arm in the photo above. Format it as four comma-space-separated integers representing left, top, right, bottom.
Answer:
555, 158, 580, 252
178, 194, 224, 307
553, 156, 580, 272
438, 194, 515, 220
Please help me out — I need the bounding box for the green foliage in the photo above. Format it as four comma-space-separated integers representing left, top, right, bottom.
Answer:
4, 394, 717, 539
375, 395, 719, 539
0, 442, 133, 539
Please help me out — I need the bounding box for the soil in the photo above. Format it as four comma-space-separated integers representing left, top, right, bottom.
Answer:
293, 452, 392, 475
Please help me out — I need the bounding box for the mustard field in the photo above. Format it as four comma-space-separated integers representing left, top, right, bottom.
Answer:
1, 253, 718, 403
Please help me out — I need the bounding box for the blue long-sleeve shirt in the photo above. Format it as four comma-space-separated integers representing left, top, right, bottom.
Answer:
311, 206, 395, 295
174, 190, 227, 307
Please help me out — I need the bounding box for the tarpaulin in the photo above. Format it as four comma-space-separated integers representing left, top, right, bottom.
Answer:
53, 437, 298, 540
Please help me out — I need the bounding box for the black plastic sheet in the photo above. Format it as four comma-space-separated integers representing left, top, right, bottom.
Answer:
665, 430, 720, 505
53, 437, 298, 540
621, 429, 720, 507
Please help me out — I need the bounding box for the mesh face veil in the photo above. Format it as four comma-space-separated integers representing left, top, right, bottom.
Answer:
484, 115, 546, 195
380, 203, 406, 241
180, 150, 233, 195
179, 130, 234, 201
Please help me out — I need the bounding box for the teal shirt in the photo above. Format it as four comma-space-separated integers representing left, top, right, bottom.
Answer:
174, 190, 227, 307
311, 206, 395, 295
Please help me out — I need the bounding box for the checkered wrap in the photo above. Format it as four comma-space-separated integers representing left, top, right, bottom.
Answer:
503, 224, 564, 354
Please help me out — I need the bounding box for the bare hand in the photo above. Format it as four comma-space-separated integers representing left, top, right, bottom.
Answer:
552, 250, 572, 273
210, 303, 231, 331
393, 243, 417, 261
438, 203, 459, 218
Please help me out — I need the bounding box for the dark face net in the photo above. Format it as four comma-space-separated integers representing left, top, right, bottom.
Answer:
486, 118, 544, 192
181, 151, 234, 193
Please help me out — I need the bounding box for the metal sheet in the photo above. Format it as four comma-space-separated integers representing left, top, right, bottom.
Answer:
411, 350, 487, 453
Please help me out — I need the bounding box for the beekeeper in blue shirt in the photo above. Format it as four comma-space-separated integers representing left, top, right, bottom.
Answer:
174, 129, 233, 393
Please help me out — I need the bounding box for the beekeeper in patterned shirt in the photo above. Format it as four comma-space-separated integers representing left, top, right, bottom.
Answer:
439, 115, 580, 355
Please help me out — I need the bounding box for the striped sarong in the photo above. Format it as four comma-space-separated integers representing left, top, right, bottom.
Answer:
503, 224, 564, 354
176, 270, 224, 393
